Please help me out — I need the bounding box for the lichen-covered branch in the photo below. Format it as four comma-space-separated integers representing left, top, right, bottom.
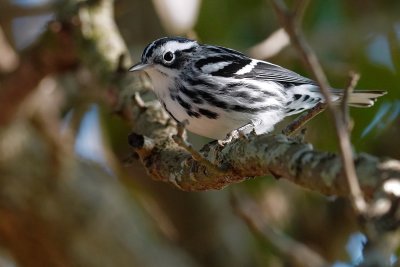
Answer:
129, 101, 400, 195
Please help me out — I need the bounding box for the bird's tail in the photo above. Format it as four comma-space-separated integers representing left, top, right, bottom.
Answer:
346, 90, 387, 107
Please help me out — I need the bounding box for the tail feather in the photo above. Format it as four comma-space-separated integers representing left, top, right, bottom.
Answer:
347, 90, 387, 108
285, 86, 386, 116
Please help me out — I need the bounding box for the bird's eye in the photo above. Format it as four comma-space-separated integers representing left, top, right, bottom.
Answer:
163, 51, 175, 63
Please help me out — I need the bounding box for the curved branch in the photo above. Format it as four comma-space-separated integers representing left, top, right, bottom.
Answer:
129, 101, 400, 195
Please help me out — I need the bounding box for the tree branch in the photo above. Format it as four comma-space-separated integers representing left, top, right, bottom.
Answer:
0, 20, 79, 126
128, 100, 400, 194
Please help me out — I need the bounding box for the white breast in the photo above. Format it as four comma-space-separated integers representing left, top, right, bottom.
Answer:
144, 68, 286, 139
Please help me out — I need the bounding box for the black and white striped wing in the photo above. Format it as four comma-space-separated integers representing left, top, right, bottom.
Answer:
196, 46, 316, 86
236, 60, 316, 87
192, 46, 322, 115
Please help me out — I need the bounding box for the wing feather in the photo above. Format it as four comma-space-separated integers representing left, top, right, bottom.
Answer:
198, 45, 316, 87
236, 61, 316, 86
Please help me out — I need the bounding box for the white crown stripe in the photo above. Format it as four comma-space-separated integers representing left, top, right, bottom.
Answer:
163, 41, 198, 53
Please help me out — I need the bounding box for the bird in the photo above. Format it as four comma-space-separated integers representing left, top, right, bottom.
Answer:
129, 37, 386, 140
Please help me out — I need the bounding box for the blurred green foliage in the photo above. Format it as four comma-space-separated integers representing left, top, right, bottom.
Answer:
196, 0, 272, 48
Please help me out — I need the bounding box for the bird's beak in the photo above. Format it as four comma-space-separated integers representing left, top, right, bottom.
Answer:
129, 63, 151, 72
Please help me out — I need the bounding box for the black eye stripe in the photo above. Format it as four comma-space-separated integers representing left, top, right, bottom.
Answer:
164, 51, 186, 69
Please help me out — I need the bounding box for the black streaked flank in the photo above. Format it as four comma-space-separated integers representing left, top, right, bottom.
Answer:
187, 110, 201, 118
197, 90, 229, 110
229, 91, 266, 103
176, 82, 203, 104
230, 104, 280, 113
303, 95, 310, 101
184, 75, 214, 88
230, 105, 248, 112
198, 108, 219, 119
176, 95, 191, 110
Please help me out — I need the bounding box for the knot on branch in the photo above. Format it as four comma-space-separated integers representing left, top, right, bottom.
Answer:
128, 133, 144, 148
128, 132, 155, 158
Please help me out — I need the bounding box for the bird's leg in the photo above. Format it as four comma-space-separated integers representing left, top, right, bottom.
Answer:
219, 119, 261, 146
282, 102, 326, 136
172, 120, 223, 174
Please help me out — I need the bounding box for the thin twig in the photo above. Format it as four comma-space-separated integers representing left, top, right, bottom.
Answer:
172, 121, 224, 174
271, 0, 367, 215
282, 102, 326, 136
341, 72, 360, 131
133, 92, 146, 109
292, 0, 310, 23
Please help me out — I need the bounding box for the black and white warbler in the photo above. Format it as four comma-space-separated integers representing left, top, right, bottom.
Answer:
130, 37, 386, 140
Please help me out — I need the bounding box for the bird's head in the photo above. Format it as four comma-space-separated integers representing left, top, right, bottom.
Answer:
129, 37, 199, 79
